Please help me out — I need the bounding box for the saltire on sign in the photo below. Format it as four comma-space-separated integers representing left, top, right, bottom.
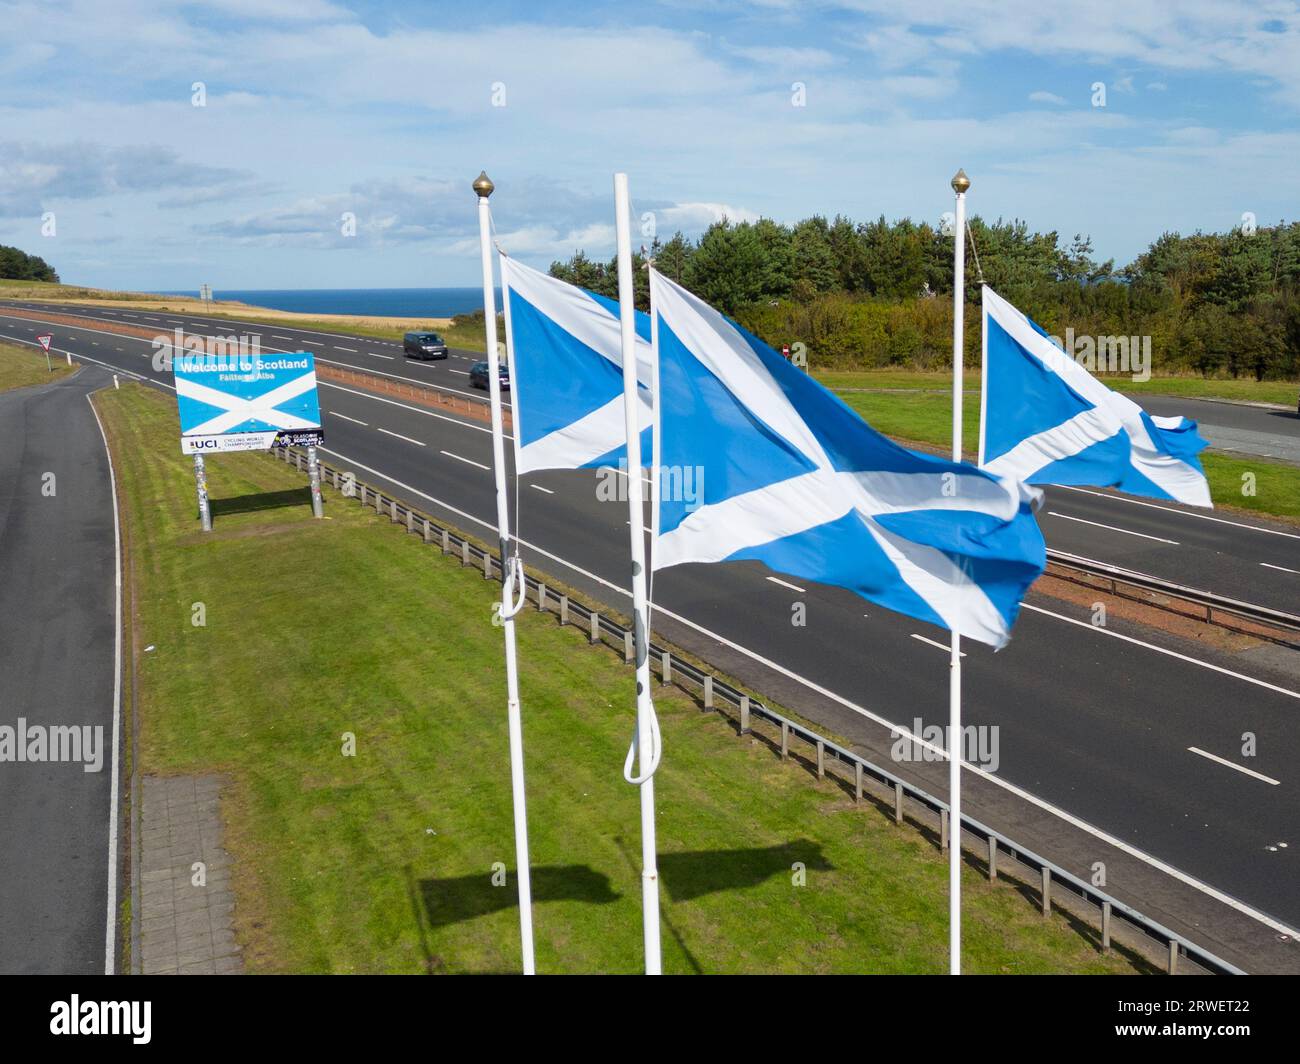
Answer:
979, 286, 1211, 507
173, 351, 324, 454
649, 269, 1046, 649
499, 253, 653, 474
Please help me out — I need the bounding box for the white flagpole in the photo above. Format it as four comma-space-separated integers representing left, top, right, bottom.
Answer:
473, 170, 537, 975
949, 167, 970, 976
613, 172, 663, 975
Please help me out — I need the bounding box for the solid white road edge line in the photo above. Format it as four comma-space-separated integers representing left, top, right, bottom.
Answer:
1058, 485, 1300, 541
1047, 511, 1180, 545
314, 443, 1300, 941
765, 575, 806, 593
86, 393, 123, 975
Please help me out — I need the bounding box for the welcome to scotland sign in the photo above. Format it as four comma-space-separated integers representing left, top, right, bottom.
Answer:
174, 352, 325, 454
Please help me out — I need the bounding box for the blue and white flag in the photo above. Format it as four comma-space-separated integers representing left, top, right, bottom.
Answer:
500, 254, 653, 474
980, 286, 1211, 507
650, 270, 1046, 648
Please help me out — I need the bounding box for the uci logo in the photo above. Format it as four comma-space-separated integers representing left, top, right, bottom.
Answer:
193, 439, 218, 449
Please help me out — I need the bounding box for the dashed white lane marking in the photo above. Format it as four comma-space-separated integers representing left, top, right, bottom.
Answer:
765, 575, 806, 593
330, 411, 368, 426
367, 352, 395, 360
448, 369, 469, 375
377, 427, 425, 446
300, 340, 322, 346
440, 449, 488, 470
911, 633, 966, 655
1046, 511, 1179, 545
272, 335, 293, 340
335, 346, 358, 352
1261, 562, 1300, 575
1188, 747, 1281, 786
529, 484, 555, 494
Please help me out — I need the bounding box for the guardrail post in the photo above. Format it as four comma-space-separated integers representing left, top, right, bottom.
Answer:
854, 762, 863, 802
537, 583, 546, 611
894, 782, 903, 823
815, 740, 825, 778
780, 721, 789, 759
423, 519, 432, 544
1101, 901, 1112, 952
559, 595, 569, 626
623, 630, 634, 663
1041, 868, 1052, 917
661, 651, 671, 685
441, 528, 450, 554
359, 485, 367, 509
739, 696, 750, 735
987, 837, 998, 881
940, 809, 949, 851
590, 610, 599, 644
461, 540, 470, 567
483, 551, 492, 579
406, 508, 414, 533
703, 675, 713, 710
1168, 941, 1179, 975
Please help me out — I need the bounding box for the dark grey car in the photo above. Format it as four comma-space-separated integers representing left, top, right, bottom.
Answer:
403, 332, 449, 360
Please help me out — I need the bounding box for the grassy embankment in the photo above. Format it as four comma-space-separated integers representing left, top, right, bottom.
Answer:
0, 340, 76, 391
97, 381, 1144, 975
815, 370, 1300, 523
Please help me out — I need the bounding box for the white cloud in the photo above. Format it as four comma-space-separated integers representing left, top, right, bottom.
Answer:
1028, 91, 1068, 105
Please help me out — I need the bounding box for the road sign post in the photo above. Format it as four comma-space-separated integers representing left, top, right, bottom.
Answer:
37, 333, 53, 372
307, 445, 324, 518
194, 453, 212, 532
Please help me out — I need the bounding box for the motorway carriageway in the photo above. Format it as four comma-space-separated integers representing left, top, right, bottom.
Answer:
3, 304, 1299, 952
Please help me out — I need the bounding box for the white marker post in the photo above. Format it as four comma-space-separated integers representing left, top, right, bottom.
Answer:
474, 170, 537, 975
949, 167, 969, 976
613, 172, 663, 975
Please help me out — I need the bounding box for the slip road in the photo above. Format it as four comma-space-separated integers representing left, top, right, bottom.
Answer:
0, 366, 120, 974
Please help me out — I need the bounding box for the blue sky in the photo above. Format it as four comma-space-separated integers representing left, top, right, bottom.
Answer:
1, 0, 1297, 291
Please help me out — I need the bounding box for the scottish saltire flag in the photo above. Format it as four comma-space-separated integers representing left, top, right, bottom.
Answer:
500, 254, 653, 474
980, 286, 1211, 507
650, 270, 1046, 648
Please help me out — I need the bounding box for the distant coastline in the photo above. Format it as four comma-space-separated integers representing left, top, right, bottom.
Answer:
150, 287, 501, 318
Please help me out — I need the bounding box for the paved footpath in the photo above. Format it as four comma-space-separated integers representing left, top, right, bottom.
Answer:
136, 775, 242, 974
0, 366, 119, 974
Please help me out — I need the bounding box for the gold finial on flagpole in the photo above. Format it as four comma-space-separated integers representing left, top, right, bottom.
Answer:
951, 168, 970, 194
473, 171, 495, 198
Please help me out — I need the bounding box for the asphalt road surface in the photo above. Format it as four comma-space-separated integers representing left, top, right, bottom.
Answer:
0, 364, 120, 975
2, 303, 1298, 967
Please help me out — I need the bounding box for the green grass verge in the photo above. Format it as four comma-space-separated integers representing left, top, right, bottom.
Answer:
819, 371, 1300, 522
815, 368, 1298, 409
0, 340, 76, 391
97, 382, 1143, 975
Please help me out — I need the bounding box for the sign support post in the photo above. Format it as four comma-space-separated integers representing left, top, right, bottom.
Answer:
307, 445, 324, 518
194, 453, 212, 532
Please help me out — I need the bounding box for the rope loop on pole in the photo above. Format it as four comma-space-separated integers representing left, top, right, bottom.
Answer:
622, 701, 662, 786
500, 554, 528, 619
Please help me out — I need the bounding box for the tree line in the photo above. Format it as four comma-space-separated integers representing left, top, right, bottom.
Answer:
548, 216, 1300, 380
0, 244, 59, 283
